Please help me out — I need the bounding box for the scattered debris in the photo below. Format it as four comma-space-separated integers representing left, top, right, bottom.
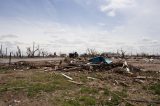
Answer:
114, 80, 119, 85
144, 58, 154, 63
133, 79, 144, 84
54, 66, 58, 70
14, 100, 21, 103
126, 67, 130, 72
89, 56, 112, 64
0, 56, 160, 106
121, 60, 133, 75
122, 61, 128, 68
108, 96, 112, 101
119, 81, 130, 87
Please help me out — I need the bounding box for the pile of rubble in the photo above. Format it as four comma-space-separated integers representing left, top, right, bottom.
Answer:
5, 56, 144, 75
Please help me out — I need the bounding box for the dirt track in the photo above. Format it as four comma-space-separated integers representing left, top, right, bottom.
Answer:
0, 57, 63, 63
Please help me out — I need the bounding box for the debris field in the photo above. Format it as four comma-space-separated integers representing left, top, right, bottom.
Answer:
0, 57, 160, 106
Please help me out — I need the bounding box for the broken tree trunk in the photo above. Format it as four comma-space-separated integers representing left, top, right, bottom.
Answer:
9, 52, 11, 65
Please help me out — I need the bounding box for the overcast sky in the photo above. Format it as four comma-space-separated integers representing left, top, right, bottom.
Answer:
0, 0, 160, 54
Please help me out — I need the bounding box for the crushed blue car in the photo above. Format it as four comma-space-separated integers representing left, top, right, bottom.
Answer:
89, 56, 112, 64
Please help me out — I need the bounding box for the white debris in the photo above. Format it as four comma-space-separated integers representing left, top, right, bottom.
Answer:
149, 59, 154, 62
26, 67, 30, 70
61, 73, 73, 80
108, 97, 112, 101
144, 58, 154, 63
122, 61, 128, 68
124, 61, 128, 66
126, 67, 130, 72
54, 66, 58, 70
87, 77, 96, 80
19, 70, 24, 72
14, 100, 21, 103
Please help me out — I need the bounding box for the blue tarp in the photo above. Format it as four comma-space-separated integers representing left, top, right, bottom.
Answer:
89, 56, 112, 64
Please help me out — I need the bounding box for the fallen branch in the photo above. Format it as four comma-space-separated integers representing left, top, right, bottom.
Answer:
133, 79, 144, 84
119, 81, 130, 87
68, 80, 83, 85
63, 67, 81, 71
134, 76, 160, 81
87, 76, 97, 80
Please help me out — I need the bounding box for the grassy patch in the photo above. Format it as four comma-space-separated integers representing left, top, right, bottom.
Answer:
79, 75, 87, 83
80, 86, 98, 94
125, 102, 134, 106
114, 89, 128, 98
104, 87, 110, 96
63, 99, 80, 106
79, 96, 96, 105
30, 72, 55, 82
102, 87, 127, 106
0, 79, 28, 94
0, 72, 77, 97
104, 93, 121, 106
27, 83, 57, 97
150, 83, 160, 95
0, 67, 11, 74
147, 104, 156, 106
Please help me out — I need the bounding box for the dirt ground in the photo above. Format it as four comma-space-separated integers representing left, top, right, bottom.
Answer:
0, 57, 63, 63
0, 58, 160, 106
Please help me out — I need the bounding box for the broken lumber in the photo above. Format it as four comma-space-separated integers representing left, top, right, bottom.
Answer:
87, 76, 97, 80
61, 73, 73, 80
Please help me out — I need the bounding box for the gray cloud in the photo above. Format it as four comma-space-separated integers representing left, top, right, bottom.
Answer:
0, 34, 18, 40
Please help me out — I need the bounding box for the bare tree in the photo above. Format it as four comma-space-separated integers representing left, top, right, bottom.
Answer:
120, 49, 126, 59
26, 47, 32, 57
0, 44, 3, 58
26, 42, 39, 58
32, 42, 35, 57
32, 42, 39, 57
86, 48, 98, 56
37, 45, 41, 57
5, 48, 7, 57
41, 50, 48, 57
16, 46, 22, 58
